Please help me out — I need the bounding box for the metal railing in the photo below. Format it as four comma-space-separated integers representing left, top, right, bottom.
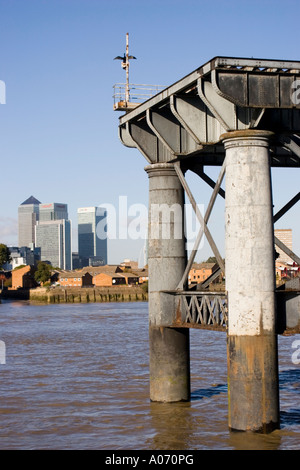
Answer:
177, 291, 228, 329
113, 83, 166, 109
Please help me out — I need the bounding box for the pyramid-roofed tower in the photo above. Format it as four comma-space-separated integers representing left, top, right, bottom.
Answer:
21, 196, 41, 206
18, 196, 41, 247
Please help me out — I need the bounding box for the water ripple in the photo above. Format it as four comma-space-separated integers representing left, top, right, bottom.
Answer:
0, 300, 299, 449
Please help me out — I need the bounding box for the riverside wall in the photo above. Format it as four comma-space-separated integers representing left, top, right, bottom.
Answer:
30, 286, 148, 304
1, 286, 148, 304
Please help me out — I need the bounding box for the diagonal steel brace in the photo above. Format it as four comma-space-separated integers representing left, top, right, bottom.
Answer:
174, 161, 226, 290
273, 192, 300, 265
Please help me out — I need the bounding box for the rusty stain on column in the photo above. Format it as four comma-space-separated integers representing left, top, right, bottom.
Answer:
145, 163, 190, 402
222, 130, 280, 432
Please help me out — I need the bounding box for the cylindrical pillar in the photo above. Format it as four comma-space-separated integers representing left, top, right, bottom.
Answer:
145, 163, 190, 402
221, 130, 280, 433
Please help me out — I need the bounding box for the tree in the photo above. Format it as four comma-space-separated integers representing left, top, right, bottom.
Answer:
0, 244, 11, 269
13, 264, 26, 270
34, 262, 52, 285
206, 256, 217, 263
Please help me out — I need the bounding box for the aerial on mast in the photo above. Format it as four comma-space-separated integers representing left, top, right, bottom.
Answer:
113, 33, 165, 112
113, 33, 137, 109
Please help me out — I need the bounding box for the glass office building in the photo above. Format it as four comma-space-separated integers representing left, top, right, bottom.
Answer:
18, 196, 41, 247
39, 203, 68, 222
35, 203, 72, 270
78, 207, 107, 267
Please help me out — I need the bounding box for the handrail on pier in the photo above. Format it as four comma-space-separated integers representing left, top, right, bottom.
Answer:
113, 83, 166, 111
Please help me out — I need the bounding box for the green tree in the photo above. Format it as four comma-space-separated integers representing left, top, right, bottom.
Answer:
0, 244, 11, 269
4, 277, 12, 288
141, 280, 148, 293
205, 256, 217, 263
34, 262, 52, 284
13, 264, 26, 270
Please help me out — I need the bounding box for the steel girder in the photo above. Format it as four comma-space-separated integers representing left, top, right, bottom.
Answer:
118, 56, 300, 168
117, 56, 300, 291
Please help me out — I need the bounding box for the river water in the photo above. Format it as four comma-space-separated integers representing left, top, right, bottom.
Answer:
0, 299, 299, 450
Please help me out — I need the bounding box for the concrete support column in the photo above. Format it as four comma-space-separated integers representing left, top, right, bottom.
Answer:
145, 163, 190, 402
221, 130, 280, 433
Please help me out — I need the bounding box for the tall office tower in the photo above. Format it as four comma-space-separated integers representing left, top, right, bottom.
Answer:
78, 207, 107, 267
18, 196, 41, 247
39, 203, 68, 222
35, 203, 72, 270
275, 229, 293, 263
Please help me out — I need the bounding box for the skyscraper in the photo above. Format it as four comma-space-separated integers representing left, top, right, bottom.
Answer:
39, 203, 68, 222
78, 207, 107, 267
18, 196, 41, 247
35, 203, 72, 270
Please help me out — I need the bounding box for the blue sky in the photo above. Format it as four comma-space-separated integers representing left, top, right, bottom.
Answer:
0, 0, 299, 264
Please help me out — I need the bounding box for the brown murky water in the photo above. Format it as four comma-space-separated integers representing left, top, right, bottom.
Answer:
0, 299, 299, 450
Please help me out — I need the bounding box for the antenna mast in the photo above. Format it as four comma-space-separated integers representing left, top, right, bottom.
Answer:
125, 32, 130, 103
113, 32, 136, 107
113, 34, 165, 111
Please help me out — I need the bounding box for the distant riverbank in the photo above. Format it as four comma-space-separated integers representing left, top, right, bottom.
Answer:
1, 285, 148, 304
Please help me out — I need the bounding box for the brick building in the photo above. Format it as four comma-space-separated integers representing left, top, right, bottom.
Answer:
59, 271, 93, 287
94, 272, 139, 287
188, 262, 219, 285
11, 265, 37, 289
81, 265, 122, 275
131, 268, 148, 284
276, 261, 300, 280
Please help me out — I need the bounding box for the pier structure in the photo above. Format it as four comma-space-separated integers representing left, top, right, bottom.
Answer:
115, 57, 300, 433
